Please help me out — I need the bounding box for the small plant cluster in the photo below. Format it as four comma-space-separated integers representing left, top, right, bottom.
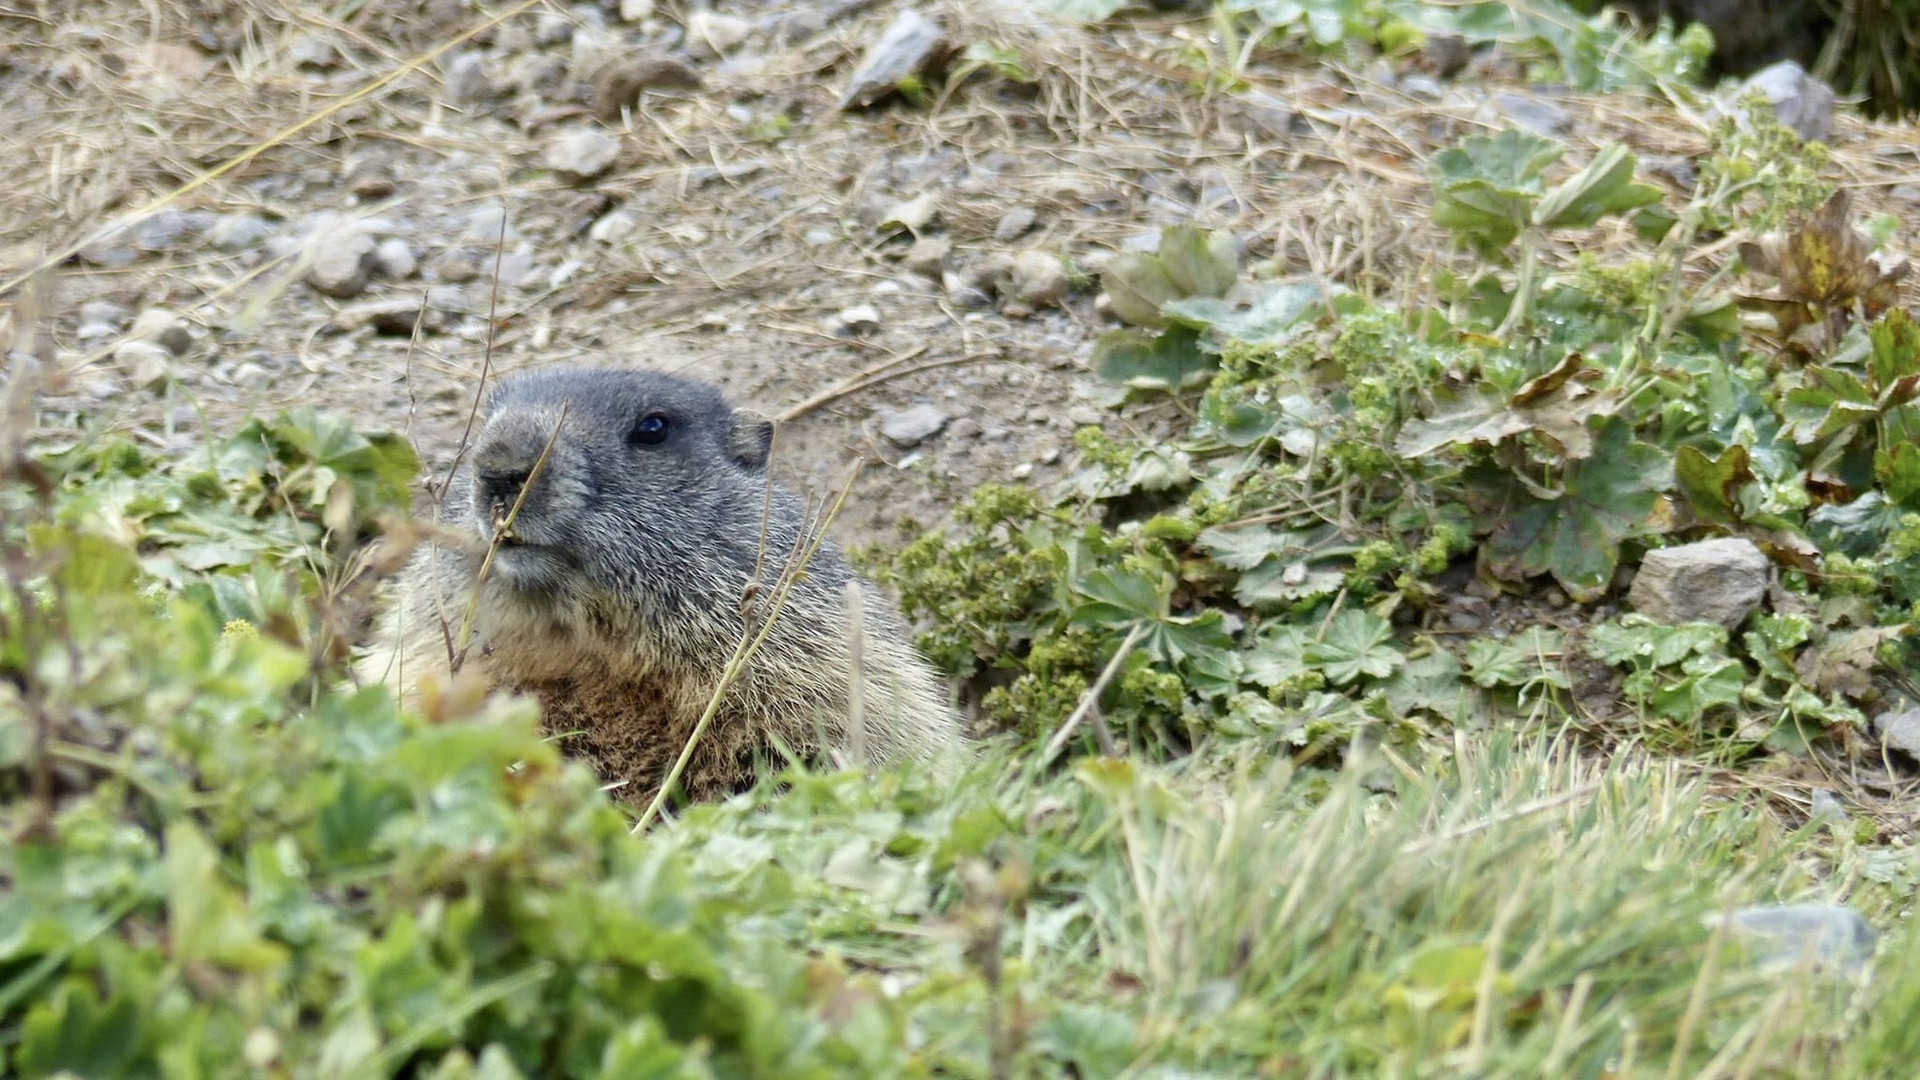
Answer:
878, 113, 1916, 771
1032, 0, 1711, 96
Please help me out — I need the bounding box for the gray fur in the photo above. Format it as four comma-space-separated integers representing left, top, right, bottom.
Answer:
357, 366, 965, 804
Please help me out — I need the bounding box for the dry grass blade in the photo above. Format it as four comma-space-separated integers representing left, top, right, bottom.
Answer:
1040, 622, 1142, 767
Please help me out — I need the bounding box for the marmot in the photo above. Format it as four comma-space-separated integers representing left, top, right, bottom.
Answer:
356, 366, 965, 805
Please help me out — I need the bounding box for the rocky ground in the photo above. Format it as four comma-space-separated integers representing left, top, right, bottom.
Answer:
4, 0, 1920, 552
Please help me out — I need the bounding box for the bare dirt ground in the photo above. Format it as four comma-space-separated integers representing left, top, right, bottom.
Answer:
5, 0, 1920, 552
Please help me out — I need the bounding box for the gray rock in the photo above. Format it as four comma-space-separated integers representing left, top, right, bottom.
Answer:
1717, 904, 1876, 976
830, 304, 881, 336
113, 340, 172, 388
75, 224, 136, 267
373, 237, 418, 280
1497, 92, 1571, 136
685, 11, 751, 59
77, 300, 133, 337
545, 129, 621, 182
942, 270, 991, 310
1423, 30, 1471, 79
132, 209, 201, 252
306, 230, 379, 298
804, 225, 838, 248
948, 416, 982, 440
1399, 73, 1445, 101
1808, 788, 1849, 827
431, 249, 484, 284
1006, 249, 1068, 310
533, 11, 575, 47
879, 403, 948, 447
1743, 60, 1836, 144
993, 206, 1038, 242
619, 0, 655, 21
1873, 707, 1920, 759
588, 206, 641, 244
227, 361, 276, 390
445, 50, 494, 105
129, 308, 193, 355
902, 235, 951, 276
288, 34, 339, 70
466, 205, 515, 243
1627, 538, 1771, 629
207, 212, 276, 252
838, 9, 946, 110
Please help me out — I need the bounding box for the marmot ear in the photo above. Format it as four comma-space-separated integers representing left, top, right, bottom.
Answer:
727, 409, 775, 470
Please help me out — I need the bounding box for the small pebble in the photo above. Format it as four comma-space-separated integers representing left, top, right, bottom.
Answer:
903, 235, 951, 276
431, 249, 484, 284
373, 237, 418, 280
306, 230, 379, 298
546, 129, 622, 182
685, 11, 751, 59
207, 212, 276, 253
1007, 249, 1068, 309
444, 50, 494, 105
77, 295, 133, 330
589, 206, 641, 243
831, 304, 882, 336
879, 403, 948, 447
130, 308, 194, 355
113, 340, 172, 388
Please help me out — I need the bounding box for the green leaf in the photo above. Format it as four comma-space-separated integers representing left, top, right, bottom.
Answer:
1245, 625, 1314, 688
1430, 131, 1562, 254
1156, 225, 1239, 299
1587, 617, 1726, 669
1194, 525, 1313, 572
1781, 367, 1877, 445
1381, 648, 1478, 720
1071, 566, 1165, 627
165, 820, 289, 973
1091, 324, 1217, 394
1877, 442, 1920, 509
1673, 443, 1753, 527
1233, 560, 1346, 606
1395, 353, 1619, 461
16, 981, 144, 1080
1032, 1002, 1138, 1078
1301, 610, 1404, 685
1536, 144, 1663, 230
1162, 278, 1330, 346
1102, 252, 1182, 328
1483, 418, 1668, 601
1868, 306, 1920, 392
1464, 628, 1571, 689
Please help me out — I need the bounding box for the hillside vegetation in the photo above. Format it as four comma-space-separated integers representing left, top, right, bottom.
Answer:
7, 0, 1920, 1076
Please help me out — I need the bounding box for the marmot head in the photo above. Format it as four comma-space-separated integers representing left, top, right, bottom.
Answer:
463, 367, 778, 601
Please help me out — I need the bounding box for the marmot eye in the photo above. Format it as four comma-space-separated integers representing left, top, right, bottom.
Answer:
629, 412, 671, 446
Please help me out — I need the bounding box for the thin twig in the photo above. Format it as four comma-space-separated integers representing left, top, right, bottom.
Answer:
1040, 623, 1145, 767
777, 350, 998, 423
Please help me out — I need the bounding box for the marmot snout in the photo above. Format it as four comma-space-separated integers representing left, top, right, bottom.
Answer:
358, 366, 966, 805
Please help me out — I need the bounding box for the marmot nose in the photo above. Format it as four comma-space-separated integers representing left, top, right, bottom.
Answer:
477, 467, 533, 508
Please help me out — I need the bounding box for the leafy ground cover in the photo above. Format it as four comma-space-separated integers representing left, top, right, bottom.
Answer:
9, 0, 1920, 1077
